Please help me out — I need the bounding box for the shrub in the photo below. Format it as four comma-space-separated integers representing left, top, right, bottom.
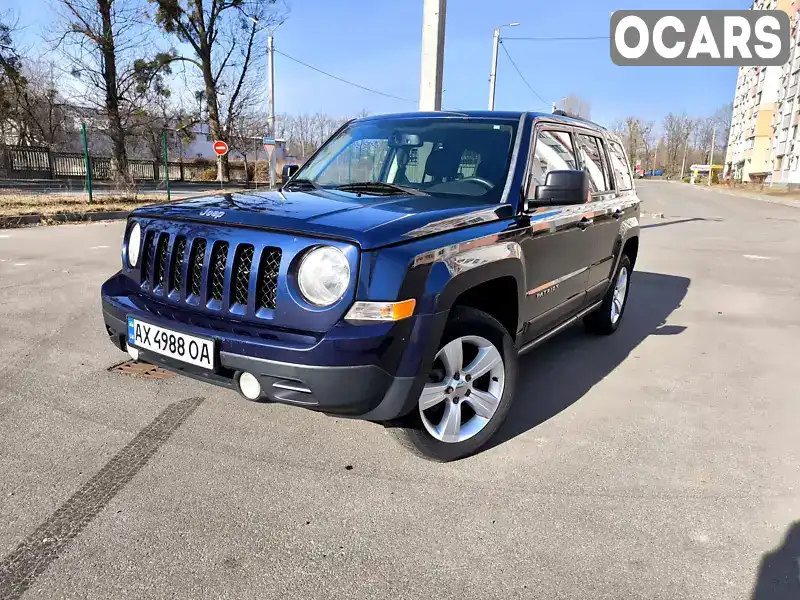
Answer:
197, 167, 217, 182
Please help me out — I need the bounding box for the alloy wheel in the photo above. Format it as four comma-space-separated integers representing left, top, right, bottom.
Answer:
418, 335, 505, 443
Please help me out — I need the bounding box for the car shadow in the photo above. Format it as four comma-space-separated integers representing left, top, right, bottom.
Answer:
750, 521, 800, 600
489, 271, 690, 449
642, 217, 722, 229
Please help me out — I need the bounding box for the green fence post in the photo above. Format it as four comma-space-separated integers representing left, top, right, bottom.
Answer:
162, 130, 171, 202
81, 123, 93, 204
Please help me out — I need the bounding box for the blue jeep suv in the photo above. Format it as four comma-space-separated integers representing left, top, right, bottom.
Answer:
101, 110, 641, 461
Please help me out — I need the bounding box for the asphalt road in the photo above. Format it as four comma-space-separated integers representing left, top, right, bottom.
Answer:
0, 180, 798, 599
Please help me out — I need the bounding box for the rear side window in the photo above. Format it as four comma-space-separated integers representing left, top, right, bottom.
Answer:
576, 134, 610, 193
608, 141, 633, 191
528, 130, 577, 196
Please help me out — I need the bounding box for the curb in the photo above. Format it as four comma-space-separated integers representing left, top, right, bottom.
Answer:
661, 180, 800, 209
0, 210, 130, 229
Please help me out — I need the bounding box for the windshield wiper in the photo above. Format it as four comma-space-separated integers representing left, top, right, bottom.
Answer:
333, 181, 428, 196
283, 178, 319, 191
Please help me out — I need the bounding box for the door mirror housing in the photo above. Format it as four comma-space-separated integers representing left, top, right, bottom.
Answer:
281, 164, 300, 182
527, 170, 589, 209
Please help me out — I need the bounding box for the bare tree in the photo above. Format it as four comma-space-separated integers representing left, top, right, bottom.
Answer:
149, 0, 285, 181
662, 113, 694, 176
53, 0, 172, 183
612, 117, 653, 169
561, 93, 591, 119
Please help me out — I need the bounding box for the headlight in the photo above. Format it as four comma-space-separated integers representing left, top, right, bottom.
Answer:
297, 246, 350, 306
127, 222, 142, 268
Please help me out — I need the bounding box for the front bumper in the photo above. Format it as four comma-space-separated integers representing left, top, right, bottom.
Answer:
102, 273, 446, 421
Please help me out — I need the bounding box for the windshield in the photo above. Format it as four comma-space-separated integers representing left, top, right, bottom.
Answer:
293, 117, 519, 203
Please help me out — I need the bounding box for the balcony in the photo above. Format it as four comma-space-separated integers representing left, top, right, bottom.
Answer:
777, 141, 788, 157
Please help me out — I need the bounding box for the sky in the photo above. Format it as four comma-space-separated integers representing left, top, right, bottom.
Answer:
5, 0, 749, 128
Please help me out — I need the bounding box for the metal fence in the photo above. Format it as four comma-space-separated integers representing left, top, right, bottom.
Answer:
0, 145, 247, 183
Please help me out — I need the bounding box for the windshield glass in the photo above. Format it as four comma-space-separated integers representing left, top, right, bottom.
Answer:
294, 117, 519, 203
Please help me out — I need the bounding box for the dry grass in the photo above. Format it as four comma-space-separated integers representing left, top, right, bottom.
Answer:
0, 186, 242, 217
0, 191, 166, 217
711, 185, 800, 203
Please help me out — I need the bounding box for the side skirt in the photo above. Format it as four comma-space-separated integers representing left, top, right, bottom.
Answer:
518, 301, 603, 356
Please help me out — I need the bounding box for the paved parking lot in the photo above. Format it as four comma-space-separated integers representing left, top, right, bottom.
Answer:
0, 180, 798, 599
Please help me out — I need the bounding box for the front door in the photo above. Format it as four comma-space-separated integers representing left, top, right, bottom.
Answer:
519, 126, 591, 344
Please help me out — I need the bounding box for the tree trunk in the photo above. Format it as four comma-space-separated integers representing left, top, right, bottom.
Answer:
98, 0, 130, 186
199, 49, 229, 182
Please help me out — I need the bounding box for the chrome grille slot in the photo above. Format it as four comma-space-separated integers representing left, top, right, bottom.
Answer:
169, 236, 187, 294
209, 241, 229, 302
188, 238, 206, 298
154, 233, 169, 290
140, 230, 155, 289
231, 244, 254, 307
256, 247, 282, 310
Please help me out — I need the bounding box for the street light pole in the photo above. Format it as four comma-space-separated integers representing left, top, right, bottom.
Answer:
488, 22, 519, 110
267, 30, 275, 139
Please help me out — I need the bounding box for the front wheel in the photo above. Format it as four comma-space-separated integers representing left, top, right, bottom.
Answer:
394, 307, 518, 462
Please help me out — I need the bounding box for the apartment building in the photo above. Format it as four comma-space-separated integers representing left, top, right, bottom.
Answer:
771, 3, 800, 183
725, 0, 794, 184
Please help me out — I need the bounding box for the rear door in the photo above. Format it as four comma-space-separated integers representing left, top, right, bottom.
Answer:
519, 124, 591, 343
573, 131, 620, 301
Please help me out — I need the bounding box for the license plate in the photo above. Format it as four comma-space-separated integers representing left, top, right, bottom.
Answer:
127, 317, 215, 370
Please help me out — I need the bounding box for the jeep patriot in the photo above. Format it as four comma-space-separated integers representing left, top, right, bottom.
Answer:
101, 110, 641, 461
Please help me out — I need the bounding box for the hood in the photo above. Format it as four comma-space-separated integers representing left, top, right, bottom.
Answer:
133, 189, 513, 249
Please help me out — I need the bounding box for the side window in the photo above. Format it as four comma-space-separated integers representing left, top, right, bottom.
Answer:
527, 130, 577, 197
576, 134, 610, 193
608, 141, 633, 191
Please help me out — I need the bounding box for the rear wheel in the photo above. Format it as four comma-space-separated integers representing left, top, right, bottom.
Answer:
394, 307, 517, 462
584, 254, 632, 335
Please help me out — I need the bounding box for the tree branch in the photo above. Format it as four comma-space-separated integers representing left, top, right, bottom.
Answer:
224, 21, 257, 133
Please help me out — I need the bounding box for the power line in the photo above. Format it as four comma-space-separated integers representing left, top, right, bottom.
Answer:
502, 35, 609, 41
498, 40, 549, 107
272, 48, 417, 104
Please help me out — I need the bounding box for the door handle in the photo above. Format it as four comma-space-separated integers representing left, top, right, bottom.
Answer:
612, 209, 623, 220
577, 218, 593, 230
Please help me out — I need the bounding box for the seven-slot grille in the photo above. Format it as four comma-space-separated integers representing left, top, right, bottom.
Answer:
138, 230, 281, 313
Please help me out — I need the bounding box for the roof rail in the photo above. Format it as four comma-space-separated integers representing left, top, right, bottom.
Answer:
551, 109, 606, 130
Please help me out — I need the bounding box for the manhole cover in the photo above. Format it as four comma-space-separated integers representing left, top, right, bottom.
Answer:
109, 360, 175, 380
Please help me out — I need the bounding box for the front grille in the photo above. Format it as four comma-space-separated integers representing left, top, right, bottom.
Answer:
231, 244, 254, 306
188, 238, 206, 298
209, 241, 229, 302
257, 248, 282, 310
169, 236, 187, 294
140, 230, 155, 288
136, 226, 283, 318
154, 233, 169, 290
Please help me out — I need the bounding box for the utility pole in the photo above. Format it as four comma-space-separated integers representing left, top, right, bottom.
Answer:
708, 125, 716, 186
679, 138, 689, 180
651, 140, 658, 177
419, 0, 447, 111
488, 28, 500, 111
487, 22, 520, 110
267, 31, 275, 138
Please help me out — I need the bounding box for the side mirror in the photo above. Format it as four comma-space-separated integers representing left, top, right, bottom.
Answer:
281, 164, 299, 182
528, 170, 589, 208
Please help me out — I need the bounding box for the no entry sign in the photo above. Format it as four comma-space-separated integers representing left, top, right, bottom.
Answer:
212, 140, 229, 156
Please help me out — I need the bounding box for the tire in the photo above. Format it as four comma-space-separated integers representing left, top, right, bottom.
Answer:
393, 306, 518, 462
584, 254, 632, 335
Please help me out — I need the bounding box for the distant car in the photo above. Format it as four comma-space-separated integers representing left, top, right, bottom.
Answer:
101, 110, 641, 461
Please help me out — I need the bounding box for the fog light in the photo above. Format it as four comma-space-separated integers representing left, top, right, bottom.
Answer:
238, 372, 262, 400
127, 344, 139, 361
